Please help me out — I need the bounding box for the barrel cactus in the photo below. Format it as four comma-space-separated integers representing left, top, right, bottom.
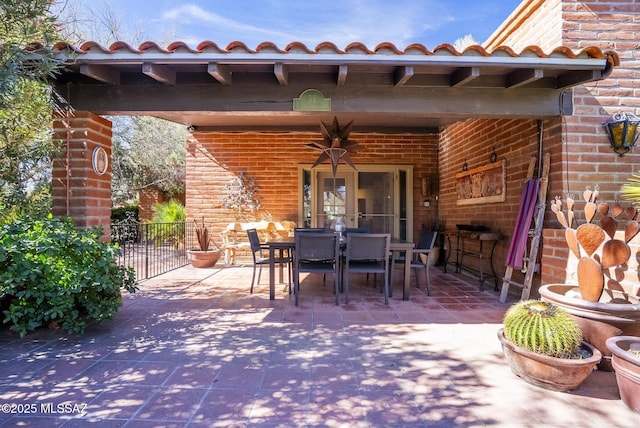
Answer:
503, 300, 582, 358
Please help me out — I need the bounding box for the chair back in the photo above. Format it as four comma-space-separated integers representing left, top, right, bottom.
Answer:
417, 230, 438, 250
246, 228, 263, 253
295, 232, 339, 262
346, 233, 390, 261
344, 227, 369, 236
294, 227, 325, 235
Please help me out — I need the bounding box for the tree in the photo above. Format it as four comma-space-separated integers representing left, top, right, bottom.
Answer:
54, 1, 186, 207
110, 116, 186, 206
0, 0, 65, 222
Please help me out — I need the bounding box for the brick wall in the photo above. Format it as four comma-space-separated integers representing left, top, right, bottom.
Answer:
52, 111, 112, 238
484, 0, 563, 52
437, 117, 562, 290
478, 0, 640, 295
185, 132, 438, 239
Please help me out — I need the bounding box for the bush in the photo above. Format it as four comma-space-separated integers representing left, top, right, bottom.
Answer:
111, 204, 139, 222
0, 215, 138, 337
150, 199, 185, 223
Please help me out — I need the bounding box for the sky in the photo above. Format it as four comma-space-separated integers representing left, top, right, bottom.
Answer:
58, 0, 524, 49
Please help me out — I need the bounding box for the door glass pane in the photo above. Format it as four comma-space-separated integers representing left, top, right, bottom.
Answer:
303, 170, 312, 227
399, 170, 407, 240
316, 173, 350, 230
357, 172, 394, 234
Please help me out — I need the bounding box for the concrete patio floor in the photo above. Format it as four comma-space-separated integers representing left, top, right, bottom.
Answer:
1, 262, 639, 427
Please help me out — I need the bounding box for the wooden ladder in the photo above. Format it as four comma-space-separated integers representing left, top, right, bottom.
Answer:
499, 152, 550, 303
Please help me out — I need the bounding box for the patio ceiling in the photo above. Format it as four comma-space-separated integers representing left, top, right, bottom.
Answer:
52, 41, 618, 133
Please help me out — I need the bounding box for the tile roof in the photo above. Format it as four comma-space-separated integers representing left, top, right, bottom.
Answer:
53, 40, 617, 65
50, 40, 619, 131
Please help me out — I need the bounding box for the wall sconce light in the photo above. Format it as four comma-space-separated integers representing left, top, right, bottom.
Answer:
603, 112, 640, 156
421, 177, 429, 197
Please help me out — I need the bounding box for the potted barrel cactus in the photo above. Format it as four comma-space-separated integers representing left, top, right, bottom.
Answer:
497, 300, 602, 391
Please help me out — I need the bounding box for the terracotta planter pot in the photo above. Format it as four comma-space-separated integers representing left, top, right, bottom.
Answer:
187, 250, 220, 268
497, 328, 602, 392
540, 283, 640, 371
606, 336, 640, 413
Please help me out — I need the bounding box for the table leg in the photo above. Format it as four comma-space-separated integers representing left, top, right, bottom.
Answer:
269, 246, 276, 300
403, 248, 411, 301
278, 248, 284, 284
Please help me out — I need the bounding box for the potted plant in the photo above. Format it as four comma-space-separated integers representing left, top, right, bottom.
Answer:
187, 217, 220, 268
497, 299, 602, 392
605, 336, 640, 413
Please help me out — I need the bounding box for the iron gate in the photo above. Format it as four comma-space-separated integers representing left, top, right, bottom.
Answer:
111, 215, 197, 280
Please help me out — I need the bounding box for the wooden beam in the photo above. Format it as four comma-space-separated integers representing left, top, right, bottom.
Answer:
506, 68, 543, 89
451, 67, 479, 87
79, 64, 120, 85
59, 83, 571, 119
192, 124, 440, 134
394, 66, 414, 86
274, 63, 288, 85
556, 70, 601, 89
207, 63, 232, 85
337, 65, 348, 86
142, 63, 176, 85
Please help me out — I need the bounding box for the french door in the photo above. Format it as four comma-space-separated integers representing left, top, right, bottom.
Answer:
300, 165, 413, 241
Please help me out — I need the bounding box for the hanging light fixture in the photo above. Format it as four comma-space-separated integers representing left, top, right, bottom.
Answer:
603, 112, 640, 156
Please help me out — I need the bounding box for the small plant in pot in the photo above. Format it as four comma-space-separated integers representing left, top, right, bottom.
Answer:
187, 217, 220, 268
497, 299, 602, 392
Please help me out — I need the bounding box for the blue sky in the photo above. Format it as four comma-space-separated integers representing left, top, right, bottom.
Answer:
61, 0, 524, 48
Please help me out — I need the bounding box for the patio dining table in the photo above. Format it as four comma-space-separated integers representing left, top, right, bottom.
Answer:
266, 236, 415, 301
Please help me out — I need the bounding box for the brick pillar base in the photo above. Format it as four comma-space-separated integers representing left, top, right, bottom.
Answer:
52, 112, 112, 238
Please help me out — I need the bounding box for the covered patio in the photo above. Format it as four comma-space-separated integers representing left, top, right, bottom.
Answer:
1, 265, 636, 426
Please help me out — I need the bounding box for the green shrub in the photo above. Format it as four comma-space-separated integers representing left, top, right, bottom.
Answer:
148, 200, 186, 247
150, 199, 186, 223
111, 204, 139, 222
0, 215, 138, 337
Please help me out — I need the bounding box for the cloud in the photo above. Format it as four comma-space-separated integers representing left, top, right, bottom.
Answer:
161, 4, 299, 47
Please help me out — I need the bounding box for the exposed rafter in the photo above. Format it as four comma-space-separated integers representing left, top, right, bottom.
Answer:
208, 63, 232, 85
142, 63, 176, 85
79, 64, 120, 85
274, 63, 288, 85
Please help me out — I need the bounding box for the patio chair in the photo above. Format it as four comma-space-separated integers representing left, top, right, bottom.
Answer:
293, 227, 325, 234
343, 233, 391, 304
409, 230, 438, 295
293, 232, 341, 306
247, 228, 292, 293
344, 227, 369, 236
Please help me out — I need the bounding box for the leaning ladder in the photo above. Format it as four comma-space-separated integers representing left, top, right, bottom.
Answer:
499, 152, 550, 303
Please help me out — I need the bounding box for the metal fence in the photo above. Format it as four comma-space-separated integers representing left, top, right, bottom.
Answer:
111, 215, 196, 280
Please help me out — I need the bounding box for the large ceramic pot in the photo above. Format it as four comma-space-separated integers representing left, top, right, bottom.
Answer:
606, 336, 640, 413
539, 284, 640, 371
497, 328, 602, 392
187, 250, 220, 268
539, 284, 640, 335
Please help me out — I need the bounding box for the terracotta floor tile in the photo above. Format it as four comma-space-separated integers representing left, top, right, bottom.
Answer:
0, 265, 638, 427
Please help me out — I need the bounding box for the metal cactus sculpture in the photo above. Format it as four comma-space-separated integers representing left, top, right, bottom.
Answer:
503, 300, 582, 359
551, 185, 639, 302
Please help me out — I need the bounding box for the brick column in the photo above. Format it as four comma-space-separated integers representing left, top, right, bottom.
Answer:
52, 111, 112, 238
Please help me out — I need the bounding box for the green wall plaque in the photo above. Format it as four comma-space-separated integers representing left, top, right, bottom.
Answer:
293, 89, 331, 111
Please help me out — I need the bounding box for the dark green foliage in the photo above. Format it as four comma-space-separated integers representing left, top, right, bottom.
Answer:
503, 300, 582, 358
111, 204, 139, 222
0, 215, 137, 337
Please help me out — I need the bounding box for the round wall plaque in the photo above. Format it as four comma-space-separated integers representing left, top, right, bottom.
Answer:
92, 147, 109, 176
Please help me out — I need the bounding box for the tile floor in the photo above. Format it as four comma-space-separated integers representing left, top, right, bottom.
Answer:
1, 263, 639, 427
